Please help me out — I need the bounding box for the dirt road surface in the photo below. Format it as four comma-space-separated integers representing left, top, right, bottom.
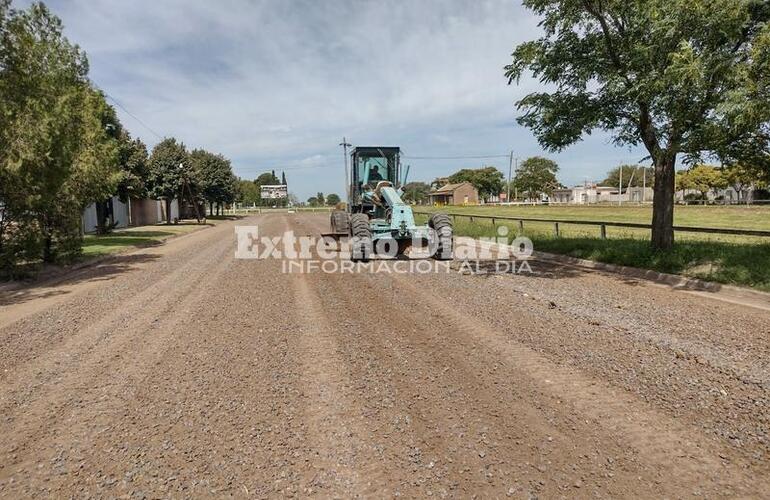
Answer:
1, 213, 768, 498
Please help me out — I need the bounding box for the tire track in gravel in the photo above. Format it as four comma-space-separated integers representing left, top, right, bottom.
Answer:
0, 222, 240, 493
298, 215, 649, 497
382, 259, 767, 498
299, 213, 766, 497
0, 221, 241, 376
30, 214, 314, 498
282, 211, 400, 496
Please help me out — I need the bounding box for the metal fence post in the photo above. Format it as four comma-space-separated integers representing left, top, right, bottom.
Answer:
600, 224, 607, 239
554, 222, 560, 237
518, 220, 524, 233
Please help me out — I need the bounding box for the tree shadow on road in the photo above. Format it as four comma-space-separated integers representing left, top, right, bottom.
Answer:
0, 253, 161, 308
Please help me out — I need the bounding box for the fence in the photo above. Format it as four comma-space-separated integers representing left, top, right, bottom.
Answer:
413, 211, 770, 239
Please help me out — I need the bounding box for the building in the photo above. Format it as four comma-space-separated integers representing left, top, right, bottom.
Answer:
551, 184, 653, 204
82, 197, 179, 234
551, 185, 615, 204
260, 184, 287, 199
428, 182, 479, 205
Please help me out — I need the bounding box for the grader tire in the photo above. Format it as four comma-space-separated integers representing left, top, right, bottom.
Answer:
350, 213, 373, 262
330, 210, 350, 234
429, 213, 453, 260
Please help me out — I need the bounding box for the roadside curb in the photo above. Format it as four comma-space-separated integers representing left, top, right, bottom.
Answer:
467, 237, 770, 311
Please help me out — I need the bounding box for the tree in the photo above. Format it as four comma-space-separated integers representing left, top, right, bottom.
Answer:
402, 181, 431, 204
281, 171, 287, 185
190, 149, 235, 215
685, 165, 726, 199
116, 134, 149, 202
148, 138, 189, 223
236, 178, 260, 206
0, 2, 119, 266
723, 164, 758, 203
307, 196, 319, 206
505, 0, 770, 249
512, 157, 561, 200
325, 193, 341, 206
602, 165, 654, 189
315, 192, 325, 206
448, 167, 505, 200
255, 171, 280, 187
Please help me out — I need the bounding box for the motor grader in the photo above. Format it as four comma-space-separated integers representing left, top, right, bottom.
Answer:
328, 146, 452, 261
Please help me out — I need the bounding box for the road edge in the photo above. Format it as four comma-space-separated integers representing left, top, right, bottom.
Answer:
468, 238, 770, 312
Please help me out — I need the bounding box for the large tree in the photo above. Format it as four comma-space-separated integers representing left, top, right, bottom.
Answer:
189, 149, 236, 215
505, 0, 770, 249
448, 166, 505, 200
236, 179, 260, 206
402, 181, 431, 204
513, 156, 561, 200
116, 134, 149, 202
148, 138, 189, 223
0, 2, 119, 265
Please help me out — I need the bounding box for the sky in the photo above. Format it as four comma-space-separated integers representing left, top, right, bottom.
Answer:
20, 0, 647, 199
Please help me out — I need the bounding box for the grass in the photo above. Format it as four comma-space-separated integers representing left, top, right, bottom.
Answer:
82, 222, 209, 257
415, 204, 770, 230
413, 204, 770, 291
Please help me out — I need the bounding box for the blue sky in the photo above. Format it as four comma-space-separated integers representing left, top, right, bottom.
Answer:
23, 0, 647, 199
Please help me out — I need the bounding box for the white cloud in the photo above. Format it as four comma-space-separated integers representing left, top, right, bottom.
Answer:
22, 0, 645, 197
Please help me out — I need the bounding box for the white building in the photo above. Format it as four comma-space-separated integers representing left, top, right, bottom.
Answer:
552, 184, 653, 204
81, 197, 179, 234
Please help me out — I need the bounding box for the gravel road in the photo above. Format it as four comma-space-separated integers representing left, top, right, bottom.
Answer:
0, 212, 768, 498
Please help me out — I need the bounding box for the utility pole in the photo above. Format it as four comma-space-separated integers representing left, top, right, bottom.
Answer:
513, 157, 519, 202
507, 150, 513, 205
339, 137, 351, 204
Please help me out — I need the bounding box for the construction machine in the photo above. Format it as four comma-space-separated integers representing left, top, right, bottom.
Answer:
328, 146, 453, 261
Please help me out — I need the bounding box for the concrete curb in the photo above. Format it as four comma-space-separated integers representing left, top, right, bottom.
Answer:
531, 250, 770, 312
464, 237, 770, 312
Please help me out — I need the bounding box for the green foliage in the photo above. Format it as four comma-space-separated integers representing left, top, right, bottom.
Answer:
148, 138, 188, 201
0, 2, 121, 271
315, 192, 325, 206
513, 156, 561, 198
189, 149, 236, 212
448, 167, 504, 200
307, 196, 319, 207
236, 178, 260, 206
116, 135, 149, 201
325, 193, 341, 206
402, 181, 431, 204
506, 0, 770, 248
255, 172, 280, 186
678, 165, 727, 197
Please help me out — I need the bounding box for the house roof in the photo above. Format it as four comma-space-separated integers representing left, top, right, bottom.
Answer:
430, 182, 473, 194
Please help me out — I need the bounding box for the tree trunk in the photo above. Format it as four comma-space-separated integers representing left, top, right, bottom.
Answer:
165, 198, 172, 224
209, 202, 213, 216
651, 155, 676, 250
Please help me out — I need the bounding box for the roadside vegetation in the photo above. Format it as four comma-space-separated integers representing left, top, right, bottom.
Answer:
81, 224, 209, 258
0, 2, 245, 279
416, 206, 770, 291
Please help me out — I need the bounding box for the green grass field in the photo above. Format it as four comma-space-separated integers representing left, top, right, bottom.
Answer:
82, 223, 210, 257
414, 204, 770, 291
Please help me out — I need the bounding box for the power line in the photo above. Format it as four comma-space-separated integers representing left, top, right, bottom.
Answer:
402, 154, 510, 160
103, 93, 165, 140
